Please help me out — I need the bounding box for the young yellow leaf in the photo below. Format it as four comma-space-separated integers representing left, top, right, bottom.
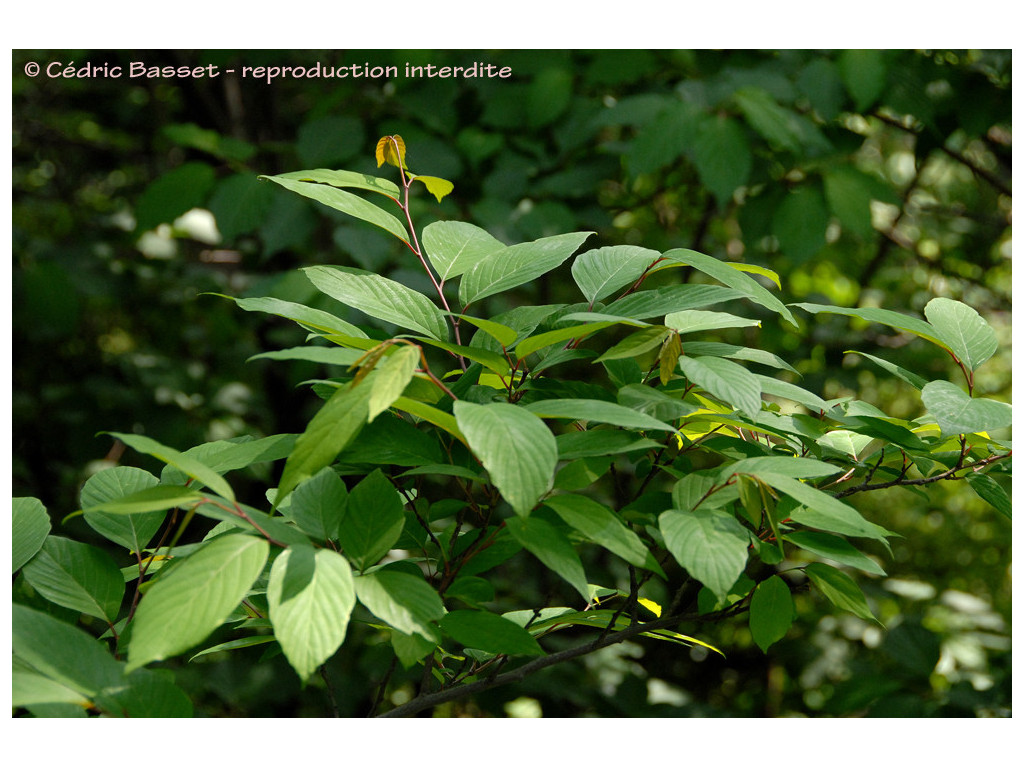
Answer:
375, 135, 407, 169
412, 175, 455, 202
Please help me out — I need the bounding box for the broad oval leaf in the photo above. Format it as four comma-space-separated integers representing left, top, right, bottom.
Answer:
749, 575, 795, 652
423, 222, 505, 282
80, 467, 167, 554
13, 604, 123, 698
504, 515, 590, 601
804, 562, 879, 623
211, 293, 368, 338
923, 298, 998, 372
784, 530, 887, 576
664, 310, 761, 335
603, 284, 745, 320
570, 245, 660, 304
262, 174, 410, 244
353, 569, 444, 642
21, 536, 125, 623
275, 378, 373, 505
273, 168, 401, 199
367, 345, 421, 422
677, 355, 763, 421
286, 467, 348, 542
659, 249, 797, 327
103, 432, 235, 503
459, 231, 593, 307
337, 469, 406, 572
524, 398, 677, 433
13, 497, 51, 573
440, 610, 545, 656
921, 380, 1012, 437
453, 401, 557, 517
304, 265, 449, 342
758, 472, 893, 543
268, 546, 356, 683
659, 508, 750, 601
126, 533, 269, 672
543, 494, 664, 576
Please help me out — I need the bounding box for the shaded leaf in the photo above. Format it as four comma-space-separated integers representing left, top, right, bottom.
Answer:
441, 610, 544, 656
13, 497, 51, 573
268, 546, 356, 683
126, 533, 270, 672
505, 516, 590, 601
659, 508, 750, 600
454, 401, 557, 517
749, 576, 794, 652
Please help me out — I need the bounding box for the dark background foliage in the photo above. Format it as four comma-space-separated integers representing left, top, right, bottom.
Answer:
12, 49, 1011, 717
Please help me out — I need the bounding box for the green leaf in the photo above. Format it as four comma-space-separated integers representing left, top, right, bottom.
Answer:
287, 467, 348, 542
838, 49, 888, 111
269, 168, 401, 198
459, 231, 593, 307
453, 401, 558, 517
13, 497, 50, 573
134, 161, 216, 232
524, 398, 678, 432
12, 670, 92, 710
617, 384, 697, 422
594, 325, 670, 362
92, 667, 194, 718
13, 604, 123, 697
304, 265, 449, 342
690, 113, 752, 208
725, 456, 841, 480
921, 381, 1012, 437
261, 174, 410, 244
804, 562, 879, 623
756, 375, 831, 413
664, 309, 761, 335
677, 355, 762, 421
440, 610, 545, 656
966, 473, 1011, 520
660, 249, 797, 327
79, 467, 167, 554
516, 321, 620, 360
505, 516, 590, 601
161, 434, 298, 485
422, 222, 505, 282
845, 350, 927, 390
682, 341, 799, 375
784, 530, 887, 576
773, 186, 830, 264
451, 313, 518, 348
659, 508, 750, 601
571, 245, 661, 304
758, 472, 893, 543
21, 536, 125, 623
923, 298, 998, 372
212, 294, 368, 338
603, 284, 745, 320
411, 174, 454, 202
80, 485, 204, 515
791, 302, 944, 348
104, 432, 235, 503
268, 545, 357, 683
824, 165, 881, 239
735, 87, 831, 156
353, 569, 444, 641
275, 378, 373, 505
337, 470, 405, 572
555, 431, 662, 460
126, 533, 269, 672
749, 576, 794, 652
367, 345, 421, 421
543, 494, 664, 577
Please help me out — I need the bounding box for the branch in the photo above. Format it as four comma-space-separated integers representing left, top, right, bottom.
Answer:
374, 607, 741, 718
834, 450, 1010, 498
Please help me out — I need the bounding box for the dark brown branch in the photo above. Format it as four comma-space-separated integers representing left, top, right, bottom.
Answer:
375, 606, 743, 718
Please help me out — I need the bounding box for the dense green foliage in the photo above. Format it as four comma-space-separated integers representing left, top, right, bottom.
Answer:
12, 49, 1011, 717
